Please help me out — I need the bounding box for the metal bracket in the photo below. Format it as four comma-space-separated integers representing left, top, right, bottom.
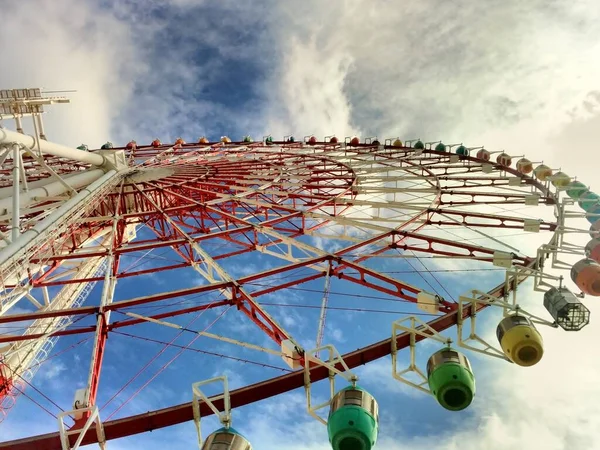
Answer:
192, 376, 231, 449
523, 219, 541, 233
550, 197, 595, 258
481, 163, 493, 173
524, 193, 540, 205
533, 247, 570, 290
456, 290, 511, 361
95, 150, 128, 170
303, 344, 356, 425
493, 250, 513, 268
457, 271, 557, 360
391, 315, 450, 395
57, 406, 105, 450
508, 176, 521, 186
545, 241, 583, 271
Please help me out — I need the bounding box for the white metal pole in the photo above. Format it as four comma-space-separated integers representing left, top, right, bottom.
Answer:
36, 114, 46, 140
11, 144, 20, 242
0, 146, 10, 167
14, 116, 23, 134
0, 169, 117, 268
17, 147, 28, 192
0, 171, 81, 200
0, 168, 105, 215
0, 126, 104, 166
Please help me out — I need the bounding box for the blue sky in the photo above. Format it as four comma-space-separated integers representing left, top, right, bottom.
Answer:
2, 1, 600, 449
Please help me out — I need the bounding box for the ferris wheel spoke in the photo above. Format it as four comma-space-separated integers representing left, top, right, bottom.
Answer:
438, 189, 551, 205
112, 331, 293, 373
117, 312, 290, 359
304, 212, 393, 236
427, 208, 555, 231
109, 300, 232, 330
130, 183, 303, 350
230, 224, 449, 309
306, 199, 428, 232
304, 224, 532, 271
436, 175, 512, 188
0, 288, 234, 345
136, 212, 259, 268
235, 239, 443, 310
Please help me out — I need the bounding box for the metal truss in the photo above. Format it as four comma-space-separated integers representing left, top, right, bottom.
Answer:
191, 376, 231, 448
57, 406, 105, 450
0, 137, 562, 449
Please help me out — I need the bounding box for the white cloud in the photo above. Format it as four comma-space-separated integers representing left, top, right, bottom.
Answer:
0, 0, 142, 148
263, 33, 355, 138
39, 361, 66, 381
329, 326, 344, 343
264, 0, 600, 188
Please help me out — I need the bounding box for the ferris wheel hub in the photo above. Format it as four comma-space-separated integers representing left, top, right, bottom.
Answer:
125, 167, 176, 183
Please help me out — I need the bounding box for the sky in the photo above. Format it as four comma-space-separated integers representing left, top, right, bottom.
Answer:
1, 0, 600, 449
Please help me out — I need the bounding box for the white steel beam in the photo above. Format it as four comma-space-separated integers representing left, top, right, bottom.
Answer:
0, 126, 104, 166
126, 312, 285, 357
0, 170, 84, 200
0, 169, 118, 271
57, 405, 106, 450
11, 144, 20, 241
0, 169, 105, 215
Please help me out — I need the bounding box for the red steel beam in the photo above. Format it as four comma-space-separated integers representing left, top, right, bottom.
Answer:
0, 284, 232, 332
0, 301, 233, 344
427, 208, 557, 231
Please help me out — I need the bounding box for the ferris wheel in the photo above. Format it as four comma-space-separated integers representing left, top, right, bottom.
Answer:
0, 88, 598, 450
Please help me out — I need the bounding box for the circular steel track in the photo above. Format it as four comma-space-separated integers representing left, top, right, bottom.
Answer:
0, 141, 557, 449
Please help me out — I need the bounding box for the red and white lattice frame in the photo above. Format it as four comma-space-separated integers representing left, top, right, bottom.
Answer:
0, 139, 558, 449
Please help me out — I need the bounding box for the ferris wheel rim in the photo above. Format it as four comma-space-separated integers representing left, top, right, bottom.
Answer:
0, 144, 561, 449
